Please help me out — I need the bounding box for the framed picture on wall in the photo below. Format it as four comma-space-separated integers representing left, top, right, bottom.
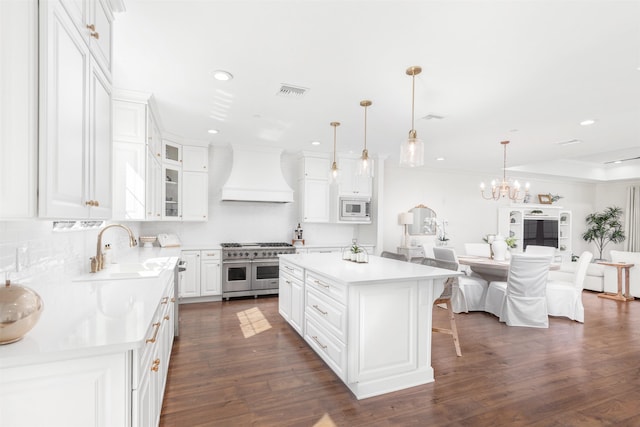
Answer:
538, 194, 552, 204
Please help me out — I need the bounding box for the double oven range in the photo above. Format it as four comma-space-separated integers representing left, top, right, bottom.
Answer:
221, 242, 296, 300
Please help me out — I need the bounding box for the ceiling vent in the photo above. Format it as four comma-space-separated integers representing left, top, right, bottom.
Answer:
422, 114, 444, 121
277, 84, 309, 98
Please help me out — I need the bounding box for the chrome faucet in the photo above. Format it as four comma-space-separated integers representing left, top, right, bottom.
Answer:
90, 224, 138, 272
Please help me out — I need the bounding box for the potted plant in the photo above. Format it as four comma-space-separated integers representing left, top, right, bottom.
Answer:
581, 206, 625, 261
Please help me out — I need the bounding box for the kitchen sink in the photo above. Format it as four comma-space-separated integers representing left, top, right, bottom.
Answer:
73, 258, 172, 281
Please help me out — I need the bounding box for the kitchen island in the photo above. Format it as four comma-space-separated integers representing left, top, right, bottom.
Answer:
278, 252, 461, 399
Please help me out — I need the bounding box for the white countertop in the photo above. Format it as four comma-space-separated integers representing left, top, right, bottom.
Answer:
0, 252, 179, 369
279, 252, 460, 286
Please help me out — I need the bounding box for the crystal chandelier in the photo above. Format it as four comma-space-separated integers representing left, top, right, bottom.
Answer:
358, 100, 372, 177
399, 66, 424, 167
480, 140, 530, 201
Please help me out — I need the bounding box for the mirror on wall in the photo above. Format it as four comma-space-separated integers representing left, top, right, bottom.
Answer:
409, 204, 437, 235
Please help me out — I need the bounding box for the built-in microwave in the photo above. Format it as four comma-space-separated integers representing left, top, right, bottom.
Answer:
339, 197, 371, 222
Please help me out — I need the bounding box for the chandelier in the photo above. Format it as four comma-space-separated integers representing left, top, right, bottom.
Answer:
399, 66, 424, 167
480, 140, 529, 201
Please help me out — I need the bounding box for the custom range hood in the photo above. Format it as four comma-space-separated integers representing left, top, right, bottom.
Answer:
221, 145, 294, 203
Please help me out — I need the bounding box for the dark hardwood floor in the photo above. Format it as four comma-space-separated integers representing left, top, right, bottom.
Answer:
160, 292, 640, 426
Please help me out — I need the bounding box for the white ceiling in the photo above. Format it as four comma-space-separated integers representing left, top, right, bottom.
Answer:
113, 0, 640, 181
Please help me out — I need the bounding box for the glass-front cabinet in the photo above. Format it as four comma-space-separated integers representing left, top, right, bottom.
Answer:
163, 140, 181, 165
163, 165, 181, 219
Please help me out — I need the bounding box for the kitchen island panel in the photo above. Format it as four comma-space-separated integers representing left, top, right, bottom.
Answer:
278, 253, 457, 399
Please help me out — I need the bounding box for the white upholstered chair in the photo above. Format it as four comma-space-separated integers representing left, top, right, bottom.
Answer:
433, 247, 488, 313
464, 243, 492, 258
525, 245, 556, 258
546, 251, 593, 323
484, 254, 552, 328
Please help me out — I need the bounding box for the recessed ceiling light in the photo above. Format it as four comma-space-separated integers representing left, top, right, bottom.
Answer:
211, 70, 233, 81
311, 141, 320, 146
208, 129, 219, 134
436, 157, 445, 161
614, 160, 623, 164
580, 119, 596, 126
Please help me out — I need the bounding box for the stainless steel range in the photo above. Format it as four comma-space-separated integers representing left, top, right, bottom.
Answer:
221, 242, 296, 299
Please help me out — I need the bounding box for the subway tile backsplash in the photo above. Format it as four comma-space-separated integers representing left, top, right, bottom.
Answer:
0, 220, 140, 286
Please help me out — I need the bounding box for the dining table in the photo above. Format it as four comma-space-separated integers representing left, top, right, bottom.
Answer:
457, 255, 559, 282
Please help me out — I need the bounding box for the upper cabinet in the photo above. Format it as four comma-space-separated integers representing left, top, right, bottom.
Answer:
336, 154, 372, 198
38, 0, 114, 219
299, 154, 330, 223
59, 0, 113, 80
0, 0, 38, 219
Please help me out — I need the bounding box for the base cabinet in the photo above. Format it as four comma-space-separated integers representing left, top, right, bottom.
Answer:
0, 274, 175, 427
0, 353, 128, 427
179, 250, 221, 300
279, 260, 304, 334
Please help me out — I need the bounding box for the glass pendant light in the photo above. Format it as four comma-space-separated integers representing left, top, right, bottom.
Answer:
399, 66, 424, 167
358, 100, 373, 177
329, 122, 340, 182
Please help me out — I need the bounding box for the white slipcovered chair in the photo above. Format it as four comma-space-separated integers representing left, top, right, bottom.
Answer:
464, 243, 492, 258
433, 247, 488, 313
484, 254, 552, 328
525, 245, 557, 258
546, 251, 593, 323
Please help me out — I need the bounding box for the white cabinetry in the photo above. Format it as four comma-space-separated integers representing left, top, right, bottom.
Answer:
113, 94, 164, 220
0, 0, 38, 218
38, 0, 113, 219
279, 259, 304, 335
299, 154, 330, 223
182, 145, 209, 221
0, 353, 128, 427
336, 154, 372, 197
179, 250, 221, 300
132, 273, 175, 427
498, 205, 572, 261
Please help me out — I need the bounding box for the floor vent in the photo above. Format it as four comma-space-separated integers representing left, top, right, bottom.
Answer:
277, 84, 309, 98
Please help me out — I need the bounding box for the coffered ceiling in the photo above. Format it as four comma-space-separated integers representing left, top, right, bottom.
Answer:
113, 0, 640, 181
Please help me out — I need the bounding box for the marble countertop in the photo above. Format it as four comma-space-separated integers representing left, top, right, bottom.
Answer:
0, 251, 179, 369
279, 252, 460, 286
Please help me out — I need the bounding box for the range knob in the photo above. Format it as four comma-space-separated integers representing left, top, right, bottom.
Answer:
245, 252, 249, 257
254, 252, 258, 257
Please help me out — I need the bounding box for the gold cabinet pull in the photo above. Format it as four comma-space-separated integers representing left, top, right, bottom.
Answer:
151, 358, 160, 372
145, 322, 161, 343
161, 296, 169, 304
312, 304, 327, 316
311, 335, 327, 350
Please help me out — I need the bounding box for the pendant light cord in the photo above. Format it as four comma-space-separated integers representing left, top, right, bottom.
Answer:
411, 73, 416, 132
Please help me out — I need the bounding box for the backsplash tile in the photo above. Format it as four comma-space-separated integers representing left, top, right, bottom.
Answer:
0, 220, 140, 285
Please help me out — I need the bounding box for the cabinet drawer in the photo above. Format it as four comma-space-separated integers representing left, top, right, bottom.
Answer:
306, 271, 346, 304
280, 260, 303, 281
201, 250, 220, 260
305, 316, 347, 381
306, 285, 346, 343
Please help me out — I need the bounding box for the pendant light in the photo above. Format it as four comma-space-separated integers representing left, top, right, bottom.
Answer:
358, 100, 372, 177
329, 121, 340, 181
399, 66, 424, 167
